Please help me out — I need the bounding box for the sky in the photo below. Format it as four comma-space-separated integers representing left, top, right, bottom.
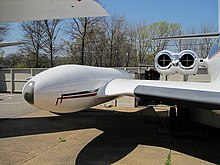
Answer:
103, 0, 218, 29
2, 0, 219, 54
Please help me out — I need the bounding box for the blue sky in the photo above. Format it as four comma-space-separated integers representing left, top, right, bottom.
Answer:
103, 0, 218, 29
2, 0, 219, 54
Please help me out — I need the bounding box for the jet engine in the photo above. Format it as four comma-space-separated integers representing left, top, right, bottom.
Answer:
155, 50, 177, 75
155, 50, 200, 75
178, 50, 199, 75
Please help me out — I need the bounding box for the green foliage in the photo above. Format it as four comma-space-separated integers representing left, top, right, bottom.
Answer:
59, 137, 66, 143
146, 53, 155, 65
132, 21, 181, 65
3, 19, 182, 68
165, 150, 171, 165
146, 21, 181, 53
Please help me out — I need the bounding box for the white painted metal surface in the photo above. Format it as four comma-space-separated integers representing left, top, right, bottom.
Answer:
23, 65, 132, 112
0, 0, 108, 22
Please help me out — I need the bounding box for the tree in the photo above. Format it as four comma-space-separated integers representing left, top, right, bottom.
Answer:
21, 21, 46, 67
83, 22, 107, 66
180, 23, 216, 58
147, 22, 181, 54
2, 52, 25, 68
131, 22, 151, 65
0, 23, 9, 42
42, 19, 62, 67
130, 22, 181, 65
20, 20, 62, 67
103, 15, 129, 67
199, 23, 216, 58
65, 17, 103, 65
181, 26, 199, 52
0, 23, 9, 64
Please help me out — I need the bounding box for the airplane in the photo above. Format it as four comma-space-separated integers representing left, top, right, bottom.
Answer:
22, 36, 220, 125
0, 41, 26, 48
2, 0, 220, 129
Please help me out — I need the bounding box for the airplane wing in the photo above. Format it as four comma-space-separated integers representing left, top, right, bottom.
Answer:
0, 0, 109, 23
0, 41, 25, 48
98, 79, 220, 110
153, 32, 220, 40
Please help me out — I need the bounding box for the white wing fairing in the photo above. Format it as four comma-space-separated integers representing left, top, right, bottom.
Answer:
155, 50, 202, 75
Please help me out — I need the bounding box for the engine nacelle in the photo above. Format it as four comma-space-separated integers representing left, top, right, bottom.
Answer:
155, 50, 200, 75
155, 50, 176, 75
178, 50, 199, 75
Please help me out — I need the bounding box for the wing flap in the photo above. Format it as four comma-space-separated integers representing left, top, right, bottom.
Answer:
135, 85, 220, 109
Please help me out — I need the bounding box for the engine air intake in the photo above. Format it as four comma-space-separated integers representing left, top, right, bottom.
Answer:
157, 54, 172, 68
179, 54, 195, 67
179, 50, 198, 69
155, 50, 173, 70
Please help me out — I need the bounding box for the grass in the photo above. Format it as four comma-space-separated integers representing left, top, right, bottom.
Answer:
59, 137, 67, 143
165, 150, 171, 165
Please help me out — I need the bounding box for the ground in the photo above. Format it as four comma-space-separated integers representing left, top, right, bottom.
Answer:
0, 93, 220, 165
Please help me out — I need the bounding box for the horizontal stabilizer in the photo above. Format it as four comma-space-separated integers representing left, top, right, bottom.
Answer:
0, 0, 109, 23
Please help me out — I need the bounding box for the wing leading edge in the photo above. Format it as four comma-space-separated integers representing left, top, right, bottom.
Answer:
98, 79, 220, 110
